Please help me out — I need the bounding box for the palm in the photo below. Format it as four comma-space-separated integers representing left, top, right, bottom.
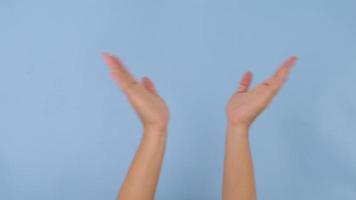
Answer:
227, 56, 297, 127
127, 84, 169, 127
103, 53, 169, 129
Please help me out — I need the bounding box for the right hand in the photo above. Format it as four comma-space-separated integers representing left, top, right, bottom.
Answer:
103, 53, 170, 131
226, 56, 297, 129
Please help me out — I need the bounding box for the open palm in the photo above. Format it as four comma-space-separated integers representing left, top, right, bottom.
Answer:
226, 56, 297, 128
103, 53, 169, 130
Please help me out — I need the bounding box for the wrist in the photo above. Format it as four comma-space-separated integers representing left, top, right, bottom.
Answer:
226, 123, 250, 136
141, 125, 168, 147
227, 117, 252, 129
143, 124, 168, 135
227, 121, 250, 131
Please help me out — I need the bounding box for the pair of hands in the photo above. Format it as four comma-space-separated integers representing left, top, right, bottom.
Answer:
103, 53, 297, 132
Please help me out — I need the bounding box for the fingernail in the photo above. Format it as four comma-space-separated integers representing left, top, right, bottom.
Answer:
291, 55, 298, 61
102, 52, 107, 58
102, 52, 110, 63
102, 52, 116, 69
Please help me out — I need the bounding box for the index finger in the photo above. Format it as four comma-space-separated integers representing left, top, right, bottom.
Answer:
102, 52, 137, 91
273, 55, 298, 80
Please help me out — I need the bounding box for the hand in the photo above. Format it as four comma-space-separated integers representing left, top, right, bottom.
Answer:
103, 53, 170, 132
226, 56, 297, 129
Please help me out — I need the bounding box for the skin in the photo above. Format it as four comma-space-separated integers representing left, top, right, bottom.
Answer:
103, 52, 297, 200
223, 56, 297, 200
103, 52, 169, 200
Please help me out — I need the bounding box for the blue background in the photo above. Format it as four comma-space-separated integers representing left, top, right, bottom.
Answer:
1, 0, 356, 199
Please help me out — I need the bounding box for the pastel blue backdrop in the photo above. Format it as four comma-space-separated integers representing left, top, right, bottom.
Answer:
1, 0, 356, 199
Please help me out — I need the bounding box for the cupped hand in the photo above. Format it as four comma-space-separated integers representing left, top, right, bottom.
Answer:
226, 56, 298, 128
103, 53, 169, 131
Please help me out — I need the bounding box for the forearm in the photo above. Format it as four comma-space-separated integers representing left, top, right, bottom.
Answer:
117, 126, 167, 200
222, 125, 256, 200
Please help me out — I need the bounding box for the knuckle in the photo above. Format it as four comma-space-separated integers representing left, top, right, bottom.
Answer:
269, 84, 280, 93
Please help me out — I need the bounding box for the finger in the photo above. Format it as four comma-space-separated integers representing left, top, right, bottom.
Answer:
274, 55, 298, 81
102, 52, 138, 91
142, 76, 159, 95
262, 55, 298, 88
237, 71, 253, 93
